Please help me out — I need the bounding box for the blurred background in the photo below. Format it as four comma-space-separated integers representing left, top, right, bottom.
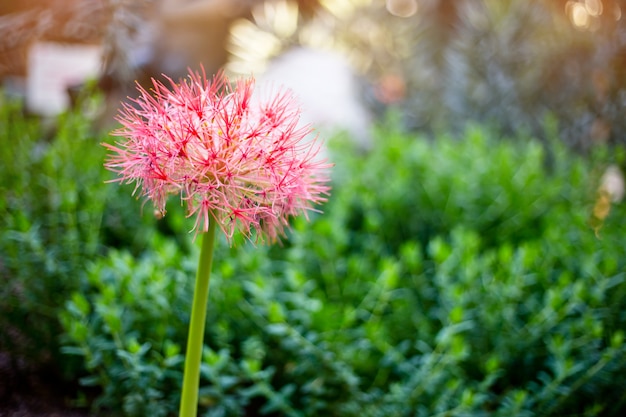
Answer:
2, 0, 626, 152
4, 1, 626, 416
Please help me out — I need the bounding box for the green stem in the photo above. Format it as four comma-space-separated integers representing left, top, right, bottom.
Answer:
179, 217, 217, 417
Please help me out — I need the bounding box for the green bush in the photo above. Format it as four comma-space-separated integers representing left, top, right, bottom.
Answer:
0, 92, 109, 368
2, 91, 624, 416
57, 115, 626, 416
0, 90, 159, 372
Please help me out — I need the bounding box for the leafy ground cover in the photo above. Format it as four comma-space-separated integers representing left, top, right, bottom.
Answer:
1, 93, 626, 416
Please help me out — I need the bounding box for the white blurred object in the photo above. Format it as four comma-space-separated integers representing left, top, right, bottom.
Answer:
27, 42, 102, 116
600, 164, 625, 203
256, 47, 373, 150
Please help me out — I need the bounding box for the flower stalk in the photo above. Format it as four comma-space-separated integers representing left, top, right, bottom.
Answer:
179, 212, 217, 417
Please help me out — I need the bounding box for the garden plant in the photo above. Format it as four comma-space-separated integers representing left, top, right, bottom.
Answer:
1, 82, 626, 416
101, 69, 331, 417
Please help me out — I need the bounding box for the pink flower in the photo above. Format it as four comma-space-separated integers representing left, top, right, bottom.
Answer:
103, 69, 331, 244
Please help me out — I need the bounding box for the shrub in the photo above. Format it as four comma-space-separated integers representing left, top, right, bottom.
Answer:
0, 92, 110, 369
58, 118, 626, 416
0, 89, 160, 374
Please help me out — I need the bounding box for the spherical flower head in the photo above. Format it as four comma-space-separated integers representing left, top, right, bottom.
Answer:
103, 69, 331, 244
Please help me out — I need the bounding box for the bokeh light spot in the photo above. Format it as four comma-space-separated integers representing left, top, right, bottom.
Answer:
566, 0, 591, 29
386, 0, 418, 18
585, 0, 603, 16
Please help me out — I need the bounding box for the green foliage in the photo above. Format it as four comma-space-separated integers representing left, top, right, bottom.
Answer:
2, 94, 626, 416
61, 238, 190, 416
0, 92, 109, 366
58, 117, 626, 416
286, 125, 626, 416
0, 90, 158, 370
